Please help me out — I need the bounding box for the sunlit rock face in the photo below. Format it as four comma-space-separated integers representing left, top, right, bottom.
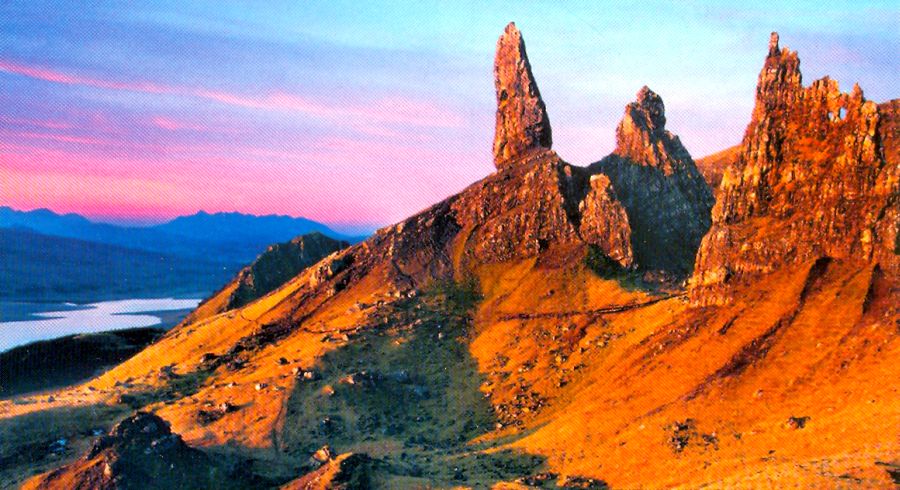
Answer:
690, 33, 899, 305
492, 22, 553, 170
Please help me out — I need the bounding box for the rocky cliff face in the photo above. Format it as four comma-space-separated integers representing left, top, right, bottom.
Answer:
593, 87, 715, 277
492, 22, 553, 169
691, 33, 899, 305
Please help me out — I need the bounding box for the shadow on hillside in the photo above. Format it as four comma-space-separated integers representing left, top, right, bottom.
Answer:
0, 327, 166, 400
0, 403, 130, 488
277, 279, 551, 487
585, 244, 676, 294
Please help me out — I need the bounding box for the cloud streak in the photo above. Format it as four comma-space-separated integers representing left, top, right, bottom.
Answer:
0, 59, 464, 129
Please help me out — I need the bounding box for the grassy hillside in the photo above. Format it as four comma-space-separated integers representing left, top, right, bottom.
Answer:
0, 327, 165, 398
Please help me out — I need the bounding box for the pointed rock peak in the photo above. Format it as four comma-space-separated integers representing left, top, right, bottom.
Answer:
631, 86, 666, 135
765, 32, 798, 63
768, 32, 780, 56
750, 32, 802, 122
492, 22, 552, 169
760, 31, 800, 78
614, 86, 692, 173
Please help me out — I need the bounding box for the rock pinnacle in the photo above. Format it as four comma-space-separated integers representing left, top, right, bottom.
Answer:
492, 22, 552, 169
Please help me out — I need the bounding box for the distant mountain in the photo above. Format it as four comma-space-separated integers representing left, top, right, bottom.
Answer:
151, 211, 360, 262
0, 228, 234, 302
0, 207, 362, 266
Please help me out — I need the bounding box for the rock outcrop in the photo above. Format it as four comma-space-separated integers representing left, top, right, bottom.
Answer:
23, 413, 236, 489
493, 22, 552, 169
181, 232, 349, 324
280, 453, 372, 490
229, 232, 349, 309
592, 87, 715, 277
576, 173, 634, 268
690, 33, 899, 305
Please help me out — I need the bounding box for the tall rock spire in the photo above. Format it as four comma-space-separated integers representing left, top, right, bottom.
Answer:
492, 22, 552, 169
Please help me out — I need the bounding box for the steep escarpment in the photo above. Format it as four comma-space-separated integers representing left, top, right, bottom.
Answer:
593, 87, 715, 277
691, 33, 899, 305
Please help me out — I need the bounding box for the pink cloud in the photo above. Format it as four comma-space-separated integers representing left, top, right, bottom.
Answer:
2, 130, 121, 146
150, 116, 206, 131
1, 58, 464, 129
0, 115, 73, 130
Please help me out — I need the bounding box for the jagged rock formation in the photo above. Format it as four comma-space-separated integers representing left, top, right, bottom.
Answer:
23, 412, 238, 489
493, 22, 552, 169
691, 32, 900, 304
576, 173, 634, 268
613, 86, 693, 176
592, 86, 715, 277
182, 232, 348, 324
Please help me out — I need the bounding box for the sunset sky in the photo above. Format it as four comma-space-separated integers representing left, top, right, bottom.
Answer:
1, 1, 896, 233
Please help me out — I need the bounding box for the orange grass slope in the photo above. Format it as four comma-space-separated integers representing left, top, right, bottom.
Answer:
492, 257, 899, 488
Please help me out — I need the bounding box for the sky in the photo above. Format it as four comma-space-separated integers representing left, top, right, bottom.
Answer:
1, 1, 897, 234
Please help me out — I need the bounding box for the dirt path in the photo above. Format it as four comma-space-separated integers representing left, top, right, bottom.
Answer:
496, 293, 685, 321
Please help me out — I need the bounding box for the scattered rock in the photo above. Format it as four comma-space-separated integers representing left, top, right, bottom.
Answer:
516, 471, 557, 486
309, 445, 334, 467
558, 475, 610, 489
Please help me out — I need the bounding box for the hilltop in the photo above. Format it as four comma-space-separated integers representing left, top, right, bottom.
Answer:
3, 25, 897, 489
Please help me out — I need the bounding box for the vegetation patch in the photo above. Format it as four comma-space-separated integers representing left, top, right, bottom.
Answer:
0, 404, 129, 488
278, 278, 553, 487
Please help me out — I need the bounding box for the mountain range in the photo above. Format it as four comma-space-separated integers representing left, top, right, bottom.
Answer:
0, 207, 361, 301
3, 25, 898, 489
